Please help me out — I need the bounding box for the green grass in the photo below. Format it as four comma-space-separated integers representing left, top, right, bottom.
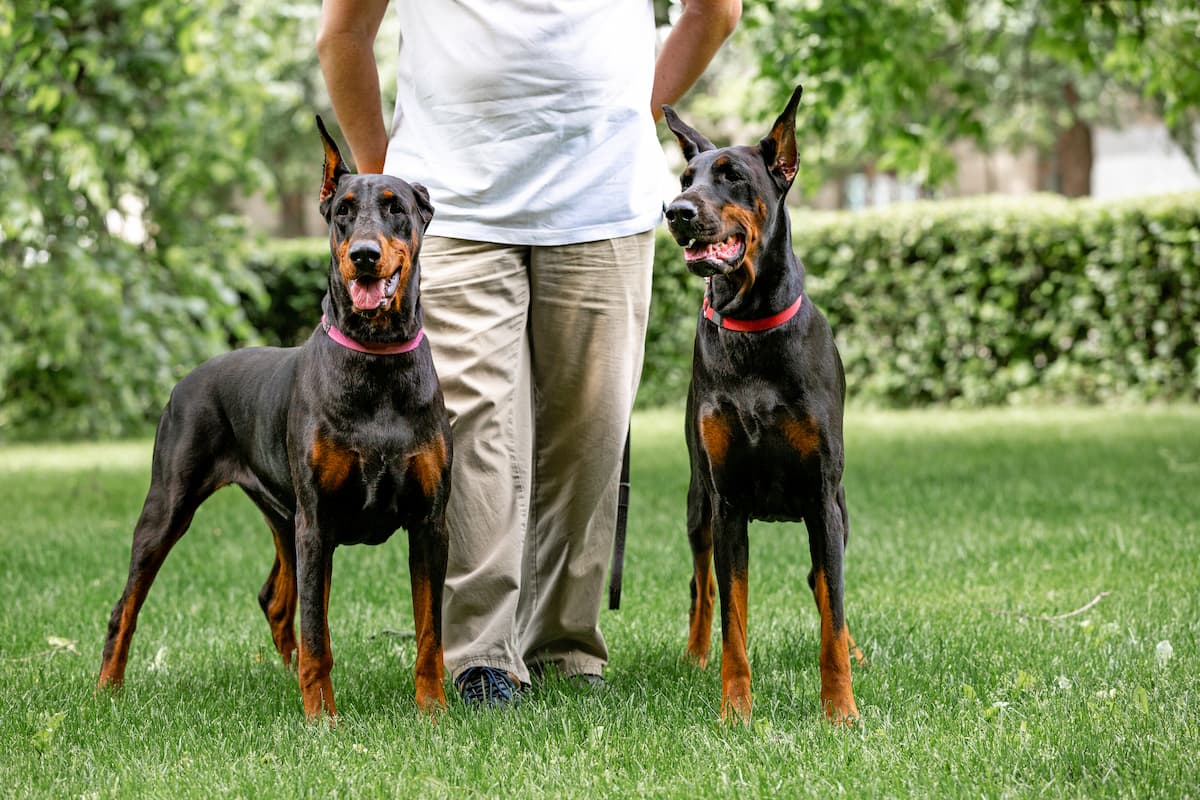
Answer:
2, 407, 1198, 798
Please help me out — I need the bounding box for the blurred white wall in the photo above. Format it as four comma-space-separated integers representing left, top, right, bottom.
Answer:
1092, 123, 1200, 199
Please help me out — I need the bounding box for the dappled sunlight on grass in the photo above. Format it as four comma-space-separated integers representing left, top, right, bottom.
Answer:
0, 439, 152, 473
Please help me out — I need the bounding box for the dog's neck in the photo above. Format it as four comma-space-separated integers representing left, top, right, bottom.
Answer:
321, 314, 424, 355
707, 199, 805, 323
322, 262, 424, 347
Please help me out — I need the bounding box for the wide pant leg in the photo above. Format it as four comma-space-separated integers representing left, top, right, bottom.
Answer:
420, 230, 653, 684
517, 231, 654, 676
419, 237, 534, 685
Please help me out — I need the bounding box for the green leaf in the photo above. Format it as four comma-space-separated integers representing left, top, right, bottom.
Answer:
1133, 686, 1150, 714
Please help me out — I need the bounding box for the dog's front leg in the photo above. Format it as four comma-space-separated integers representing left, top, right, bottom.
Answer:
295, 506, 337, 723
407, 514, 448, 714
686, 476, 717, 668
807, 486, 858, 724
712, 499, 752, 724
257, 512, 299, 668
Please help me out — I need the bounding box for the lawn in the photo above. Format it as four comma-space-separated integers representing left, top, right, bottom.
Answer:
2, 406, 1197, 798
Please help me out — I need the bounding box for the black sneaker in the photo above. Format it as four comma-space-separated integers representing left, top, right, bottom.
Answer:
568, 673, 605, 691
456, 666, 518, 708
528, 661, 605, 691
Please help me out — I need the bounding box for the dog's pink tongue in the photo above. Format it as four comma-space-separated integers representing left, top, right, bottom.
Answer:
349, 278, 385, 310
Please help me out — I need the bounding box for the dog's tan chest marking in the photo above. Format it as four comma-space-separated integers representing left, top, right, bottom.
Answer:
309, 436, 357, 492
699, 412, 732, 468
780, 415, 821, 458
407, 432, 448, 500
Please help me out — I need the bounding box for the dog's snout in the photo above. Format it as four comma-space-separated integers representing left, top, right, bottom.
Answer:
665, 199, 698, 225
349, 241, 382, 270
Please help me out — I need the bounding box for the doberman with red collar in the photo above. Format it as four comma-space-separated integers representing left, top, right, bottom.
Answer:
662, 86, 863, 724
96, 118, 451, 721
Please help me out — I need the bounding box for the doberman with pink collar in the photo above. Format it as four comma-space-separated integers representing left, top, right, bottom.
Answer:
96, 118, 451, 721
663, 86, 863, 724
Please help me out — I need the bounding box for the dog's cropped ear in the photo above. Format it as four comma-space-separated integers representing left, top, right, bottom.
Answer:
663, 105, 717, 162
411, 182, 434, 229
759, 85, 803, 188
317, 115, 352, 215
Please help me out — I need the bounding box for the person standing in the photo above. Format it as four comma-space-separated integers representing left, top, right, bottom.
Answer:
317, 0, 741, 706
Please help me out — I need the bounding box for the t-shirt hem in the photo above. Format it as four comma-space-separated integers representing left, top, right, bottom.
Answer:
425, 211, 663, 247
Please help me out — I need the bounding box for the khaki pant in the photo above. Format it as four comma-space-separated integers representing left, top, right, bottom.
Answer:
418, 231, 654, 684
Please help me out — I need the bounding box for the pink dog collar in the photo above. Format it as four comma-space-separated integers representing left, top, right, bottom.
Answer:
322, 315, 424, 355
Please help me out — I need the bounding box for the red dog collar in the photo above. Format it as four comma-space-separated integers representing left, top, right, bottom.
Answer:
322, 315, 424, 355
702, 280, 803, 332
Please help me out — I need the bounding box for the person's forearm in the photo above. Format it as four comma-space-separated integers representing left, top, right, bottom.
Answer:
651, 0, 742, 122
316, 0, 390, 173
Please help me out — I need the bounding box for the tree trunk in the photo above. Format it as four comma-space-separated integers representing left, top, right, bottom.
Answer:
279, 190, 312, 237
1056, 83, 1093, 197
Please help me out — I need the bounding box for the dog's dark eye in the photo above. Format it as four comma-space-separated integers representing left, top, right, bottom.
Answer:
335, 201, 351, 218
680, 170, 694, 190
388, 197, 405, 215
716, 163, 744, 184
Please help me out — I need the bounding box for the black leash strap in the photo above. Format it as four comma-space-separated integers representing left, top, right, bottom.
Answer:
608, 426, 631, 610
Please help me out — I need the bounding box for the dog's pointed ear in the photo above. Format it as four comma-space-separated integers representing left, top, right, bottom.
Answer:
411, 182, 434, 228
663, 104, 717, 162
317, 115, 352, 215
759, 85, 803, 188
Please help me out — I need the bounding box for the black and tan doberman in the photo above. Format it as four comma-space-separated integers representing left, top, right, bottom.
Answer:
96, 118, 451, 721
663, 86, 863, 724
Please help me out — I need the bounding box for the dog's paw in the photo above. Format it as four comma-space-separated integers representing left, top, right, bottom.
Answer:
720, 693, 753, 725
415, 688, 448, 718
821, 693, 859, 726
94, 674, 124, 695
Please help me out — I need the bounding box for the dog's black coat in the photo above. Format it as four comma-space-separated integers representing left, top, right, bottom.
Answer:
97, 119, 451, 719
663, 86, 860, 723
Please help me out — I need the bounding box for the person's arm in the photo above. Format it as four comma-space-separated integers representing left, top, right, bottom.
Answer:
316, 0, 391, 174
651, 0, 742, 122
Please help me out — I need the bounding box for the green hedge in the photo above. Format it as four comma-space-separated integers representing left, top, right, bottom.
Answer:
11, 191, 1182, 439
798, 193, 1200, 405
244, 238, 332, 348
248, 192, 1200, 410
0, 239, 262, 442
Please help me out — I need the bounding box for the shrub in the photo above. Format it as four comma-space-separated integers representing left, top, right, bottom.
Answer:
796, 193, 1200, 406
244, 238, 330, 347
5, 192, 1192, 442
641, 230, 705, 408
0, 2, 284, 441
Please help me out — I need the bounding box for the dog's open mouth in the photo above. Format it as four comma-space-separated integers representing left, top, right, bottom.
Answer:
684, 234, 745, 268
349, 270, 401, 312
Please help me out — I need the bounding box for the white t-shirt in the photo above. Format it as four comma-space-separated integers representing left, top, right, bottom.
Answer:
383, 0, 665, 246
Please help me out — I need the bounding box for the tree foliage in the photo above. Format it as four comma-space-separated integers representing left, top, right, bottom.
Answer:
0, 1, 301, 438
742, 0, 1200, 191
